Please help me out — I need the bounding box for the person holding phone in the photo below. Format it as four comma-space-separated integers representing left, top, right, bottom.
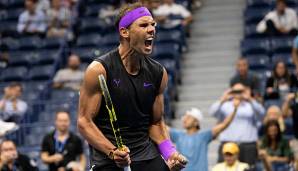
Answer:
209, 83, 265, 166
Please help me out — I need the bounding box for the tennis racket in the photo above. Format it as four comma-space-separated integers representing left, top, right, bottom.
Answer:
98, 74, 131, 171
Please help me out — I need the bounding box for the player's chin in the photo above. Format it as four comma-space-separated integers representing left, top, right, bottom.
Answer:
143, 47, 153, 55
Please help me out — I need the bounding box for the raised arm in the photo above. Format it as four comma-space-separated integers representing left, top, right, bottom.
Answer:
77, 61, 130, 167
211, 98, 240, 138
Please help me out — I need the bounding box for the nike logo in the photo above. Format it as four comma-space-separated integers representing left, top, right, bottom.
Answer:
144, 82, 153, 87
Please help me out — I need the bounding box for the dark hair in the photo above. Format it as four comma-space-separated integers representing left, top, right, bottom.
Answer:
272, 61, 290, 82
26, 0, 38, 3
9, 82, 23, 92
276, 0, 286, 5
263, 120, 282, 149
114, 2, 143, 29
55, 110, 71, 119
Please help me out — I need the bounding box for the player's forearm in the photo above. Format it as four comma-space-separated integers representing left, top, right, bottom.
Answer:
292, 49, 298, 67
149, 119, 169, 144
77, 117, 116, 155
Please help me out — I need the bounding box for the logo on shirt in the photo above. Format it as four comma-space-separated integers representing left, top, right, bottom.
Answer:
144, 82, 153, 88
113, 79, 121, 87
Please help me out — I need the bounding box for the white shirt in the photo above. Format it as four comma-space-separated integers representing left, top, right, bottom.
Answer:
17, 9, 47, 33
209, 100, 265, 142
257, 8, 298, 33
0, 99, 28, 120
53, 68, 84, 91
153, 3, 191, 27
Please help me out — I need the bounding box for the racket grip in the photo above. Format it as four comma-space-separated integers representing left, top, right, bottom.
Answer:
124, 166, 131, 171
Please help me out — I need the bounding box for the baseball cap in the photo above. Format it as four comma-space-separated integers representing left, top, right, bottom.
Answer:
185, 107, 203, 122
222, 142, 239, 154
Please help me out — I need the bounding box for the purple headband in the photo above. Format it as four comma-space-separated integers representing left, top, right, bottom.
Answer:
118, 7, 152, 30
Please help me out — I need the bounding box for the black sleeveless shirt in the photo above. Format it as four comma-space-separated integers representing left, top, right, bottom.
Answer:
91, 48, 164, 167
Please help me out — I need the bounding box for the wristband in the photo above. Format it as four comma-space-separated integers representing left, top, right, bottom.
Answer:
158, 140, 176, 161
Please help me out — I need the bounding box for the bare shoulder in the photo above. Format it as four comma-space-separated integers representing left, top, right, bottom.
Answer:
82, 61, 107, 91
85, 61, 106, 77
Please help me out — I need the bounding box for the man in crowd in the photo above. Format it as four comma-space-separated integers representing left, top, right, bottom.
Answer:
17, 0, 47, 36
0, 140, 38, 171
209, 83, 265, 165
230, 58, 261, 98
53, 54, 84, 91
256, 0, 298, 36
282, 93, 298, 170
168, 99, 239, 171
0, 83, 28, 123
212, 142, 249, 171
41, 111, 86, 171
153, 0, 193, 28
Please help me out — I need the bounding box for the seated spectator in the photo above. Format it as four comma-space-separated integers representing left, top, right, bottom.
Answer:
98, 1, 121, 25
258, 120, 293, 171
230, 58, 261, 98
169, 102, 239, 171
0, 140, 37, 171
0, 121, 19, 137
282, 93, 298, 170
17, 0, 47, 37
46, 0, 71, 38
259, 106, 285, 136
212, 142, 249, 171
209, 83, 265, 165
0, 83, 28, 123
153, 0, 193, 28
292, 35, 298, 74
264, 61, 298, 101
140, 0, 161, 11
36, 0, 50, 13
53, 54, 84, 91
41, 111, 86, 171
256, 0, 298, 36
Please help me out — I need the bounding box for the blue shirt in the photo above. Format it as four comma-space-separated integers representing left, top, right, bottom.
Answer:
170, 128, 213, 171
209, 100, 265, 142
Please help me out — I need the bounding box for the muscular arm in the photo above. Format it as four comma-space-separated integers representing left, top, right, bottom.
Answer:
77, 61, 116, 156
292, 48, 298, 71
149, 69, 169, 144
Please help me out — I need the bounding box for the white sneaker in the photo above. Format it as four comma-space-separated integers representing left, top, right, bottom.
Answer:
0, 120, 19, 136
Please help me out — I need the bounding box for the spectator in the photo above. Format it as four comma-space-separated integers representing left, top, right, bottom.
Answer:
153, 0, 193, 28
46, 0, 71, 38
292, 35, 298, 74
230, 58, 261, 98
17, 0, 47, 37
36, 0, 50, 13
258, 120, 293, 171
282, 93, 298, 170
98, 1, 121, 25
256, 0, 298, 36
41, 111, 86, 171
0, 121, 19, 137
53, 54, 84, 91
209, 83, 265, 165
140, 0, 161, 11
264, 61, 298, 101
0, 140, 38, 171
0, 83, 28, 123
169, 102, 239, 171
259, 106, 285, 136
212, 142, 249, 171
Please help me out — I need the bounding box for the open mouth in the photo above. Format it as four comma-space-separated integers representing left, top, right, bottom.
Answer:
144, 38, 153, 48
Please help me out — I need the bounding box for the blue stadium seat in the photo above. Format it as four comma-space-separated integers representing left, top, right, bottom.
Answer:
157, 59, 177, 81
42, 37, 63, 49
4, 37, 20, 50
4, 0, 23, 8
271, 37, 293, 54
79, 17, 112, 33
4, 8, 23, 21
271, 53, 294, 68
84, 4, 106, 17
50, 89, 79, 102
76, 33, 102, 47
153, 43, 180, 60
244, 24, 265, 38
18, 36, 42, 50
71, 47, 103, 63
246, 0, 271, 8
156, 30, 183, 45
23, 81, 48, 92
245, 55, 270, 70
0, 21, 17, 36
8, 51, 32, 66
28, 65, 55, 80
101, 32, 119, 47
241, 38, 270, 55
0, 66, 28, 81
244, 7, 270, 25
35, 50, 60, 65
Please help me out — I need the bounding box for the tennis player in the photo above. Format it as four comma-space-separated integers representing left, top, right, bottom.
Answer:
77, 2, 186, 171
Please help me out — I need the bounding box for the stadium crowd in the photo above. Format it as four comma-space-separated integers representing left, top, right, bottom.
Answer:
1, 0, 298, 171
